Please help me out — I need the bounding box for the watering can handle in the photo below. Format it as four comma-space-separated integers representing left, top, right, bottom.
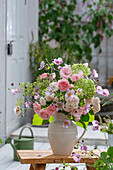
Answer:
19, 126, 34, 139
77, 129, 86, 143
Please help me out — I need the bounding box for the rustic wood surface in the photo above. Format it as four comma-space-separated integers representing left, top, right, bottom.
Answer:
17, 149, 105, 165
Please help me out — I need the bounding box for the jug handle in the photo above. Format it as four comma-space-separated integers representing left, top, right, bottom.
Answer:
77, 129, 86, 143
19, 126, 34, 139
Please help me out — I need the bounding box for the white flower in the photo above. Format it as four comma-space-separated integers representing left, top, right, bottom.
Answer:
40, 97, 46, 106
45, 93, 55, 101
53, 97, 59, 102
64, 99, 78, 112
92, 97, 100, 114
49, 82, 59, 92
71, 95, 79, 105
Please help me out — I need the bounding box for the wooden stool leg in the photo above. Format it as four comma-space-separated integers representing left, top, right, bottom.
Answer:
29, 164, 34, 170
86, 163, 96, 170
35, 164, 46, 170
29, 164, 46, 170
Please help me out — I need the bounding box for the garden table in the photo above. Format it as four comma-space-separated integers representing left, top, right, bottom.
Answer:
17, 149, 103, 170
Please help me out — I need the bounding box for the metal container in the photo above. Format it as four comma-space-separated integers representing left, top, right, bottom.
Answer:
6, 126, 34, 161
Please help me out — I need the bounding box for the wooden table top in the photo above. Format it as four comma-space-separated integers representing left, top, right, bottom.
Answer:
17, 149, 104, 165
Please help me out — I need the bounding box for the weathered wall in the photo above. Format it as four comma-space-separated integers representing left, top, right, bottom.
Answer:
91, 36, 113, 88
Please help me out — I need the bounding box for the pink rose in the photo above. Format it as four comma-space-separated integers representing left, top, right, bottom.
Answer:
60, 65, 72, 79
81, 104, 90, 115
40, 73, 48, 79
33, 102, 41, 113
39, 109, 50, 120
40, 97, 46, 106
71, 74, 80, 82
46, 105, 56, 116
58, 79, 70, 91
71, 109, 82, 122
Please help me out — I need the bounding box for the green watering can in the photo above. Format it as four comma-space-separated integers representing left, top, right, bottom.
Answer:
6, 126, 34, 161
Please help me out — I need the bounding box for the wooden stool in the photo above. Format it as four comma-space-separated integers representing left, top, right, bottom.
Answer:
17, 149, 103, 170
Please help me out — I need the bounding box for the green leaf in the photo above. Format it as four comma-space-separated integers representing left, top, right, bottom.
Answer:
71, 166, 78, 170
75, 121, 88, 130
88, 109, 94, 122
100, 152, 107, 160
80, 114, 89, 122
63, 160, 65, 165
106, 157, 113, 163
0, 138, 3, 144
42, 120, 48, 124
49, 116, 54, 123
102, 98, 113, 106
107, 146, 113, 157
32, 113, 43, 126
65, 163, 69, 167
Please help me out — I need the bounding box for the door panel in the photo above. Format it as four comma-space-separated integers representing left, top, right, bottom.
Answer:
6, 0, 27, 136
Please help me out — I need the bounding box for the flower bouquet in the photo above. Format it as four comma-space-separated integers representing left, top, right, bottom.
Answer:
10, 58, 109, 130
10, 58, 110, 155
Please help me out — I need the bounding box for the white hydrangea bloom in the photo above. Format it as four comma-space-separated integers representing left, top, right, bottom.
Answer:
49, 82, 59, 92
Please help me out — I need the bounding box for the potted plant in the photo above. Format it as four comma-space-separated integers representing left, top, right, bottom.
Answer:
10, 58, 109, 155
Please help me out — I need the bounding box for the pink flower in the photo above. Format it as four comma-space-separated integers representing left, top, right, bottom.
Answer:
45, 93, 55, 101
58, 79, 70, 91
71, 74, 80, 82
40, 97, 46, 106
33, 102, 41, 113
92, 126, 99, 131
63, 120, 71, 128
39, 109, 50, 120
24, 101, 31, 108
14, 106, 21, 115
92, 69, 98, 78
53, 58, 63, 65
71, 109, 82, 122
78, 71, 84, 79
34, 92, 40, 99
46, 105, 56, 116
58, 66, 62, 70
92, 120, 99, 131
102, 89, 109, 96
81, 104, 90, 115
11, 88, 20, 95
60, 65, 72, 79
73, 154, 81, 163
39, 61, 45, 70
96, 85, 103, 95
80, 145, 87, 152
50, 73, 56, 79
56, 102, 63, 111
65, 89, 75, 101
40, 73, 48, 79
